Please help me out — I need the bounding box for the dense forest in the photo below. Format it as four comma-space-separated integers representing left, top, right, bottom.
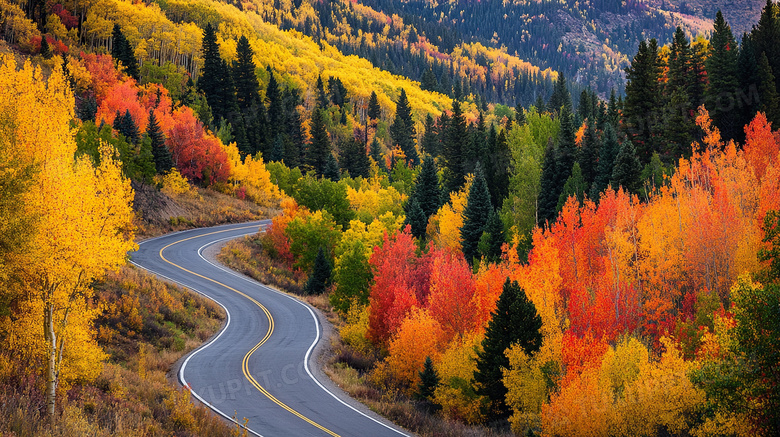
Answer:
1, 0, 780, 435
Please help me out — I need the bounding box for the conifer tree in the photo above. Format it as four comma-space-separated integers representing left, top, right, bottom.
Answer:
339, 138, 370, 178
624, 39, 662, 161
147, 111, 172, 174
486, 127, 511, 209
555, 107, 577, 191
478, 209, 506, 263
461, 164, 493, 265
234, 36, 260, 111
421, 68, 438, 92
304, 247, 332, 295
270, 134, 285, 162
607, 89, 619, 126
315, 75, 329, 108
367, 91, 381, 120
537, 137, 558, 226
421, 114, 438, 156
444, 100, 468, 193
547, 73, 571, 114
515, 103, 526, 126
369, 137, 385, 171
474, 278, 542, 419
266, 68, 284, 140
324, 154, 340, 181
557, 162, 587, 210
752, 0, 780, 92
413, 155, 441, 219
579, 120, 600, 188
111, 24, 138, 80
759, 53, 780, 126
612, 140, 642, 194
591, 123, 621, 199
390, 89, 418, 165
737, 35, 761, 143
308, 109, 331, 175
404, 197, 427, 240
40, 35, 51, 59
416, 356, 440, 401
115, 109, 140, 144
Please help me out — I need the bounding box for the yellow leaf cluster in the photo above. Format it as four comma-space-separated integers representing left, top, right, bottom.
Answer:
0, 56, 135, 390
433, 334, 485, 424
427, 174, 473, 251
160, 168, 192, 197
225, 142, 284, 206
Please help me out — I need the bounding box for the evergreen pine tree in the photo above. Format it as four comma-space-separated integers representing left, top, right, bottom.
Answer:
533, 94, 545, 113
416, 356, 440, 401
199, 23, 227, 120
421, 114, 438, 156
367, 91, 381, 120
537, 137, 559, 226
413, 155, 441, 219
555, 106, 578, 192
40, 35, 51, 59
304, 247, 332, 295
623, 39, 662, 162
234, 35, 260, 110
664, 88, 696, 158
266, 68, 284, 141
612, 140, 642, 194
486, 126, 511, 209
607, 88, 619, 127
390, 89, 418, 165
270, 134, 285, 162
315, 75, 329, 108
474, 278, 542, 419
111, 24, 138, 79
308, 109, 331, 175
515, 103, 526, 126
369, 137, 385, 171
759, 52, 780, 126
324, 154, 340, 181
147, 111, 172, 174
557, 162, 587, 210
461, 164, 493, 265
404, 197, 428, 240
591, 123, 621, 199
421, 69, 438, 92
752, 0, 780, 92
340, 106, 348, 125
737, 35, 761, 143
579, 120, 600, 188
443, 100, 468, 193
339, 138, 370, 178
115, 109, 140, 144
547, 73, 571, 114
478, 208, 505, 263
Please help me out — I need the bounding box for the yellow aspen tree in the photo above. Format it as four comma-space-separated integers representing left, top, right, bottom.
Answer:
0, 56, 136, 421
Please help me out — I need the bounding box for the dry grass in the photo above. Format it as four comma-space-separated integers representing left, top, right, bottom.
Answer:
133, 181, 280, 240
0, 266, 243, 437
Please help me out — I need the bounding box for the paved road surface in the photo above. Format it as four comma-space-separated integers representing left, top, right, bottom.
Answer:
130, 221, 410, 437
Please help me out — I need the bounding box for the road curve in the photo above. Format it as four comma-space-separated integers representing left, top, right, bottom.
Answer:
130, 221, 410, 437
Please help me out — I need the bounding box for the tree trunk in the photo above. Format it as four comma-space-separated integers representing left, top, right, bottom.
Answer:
44, 303, 57, 425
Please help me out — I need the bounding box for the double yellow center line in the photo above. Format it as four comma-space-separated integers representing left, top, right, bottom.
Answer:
159, 226, 340, 437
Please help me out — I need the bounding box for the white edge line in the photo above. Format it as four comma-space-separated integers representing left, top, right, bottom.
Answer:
127, 258, 264, 437
196, 232, 412, 437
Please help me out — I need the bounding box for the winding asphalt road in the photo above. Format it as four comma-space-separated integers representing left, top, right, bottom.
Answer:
130, 221, 410, 437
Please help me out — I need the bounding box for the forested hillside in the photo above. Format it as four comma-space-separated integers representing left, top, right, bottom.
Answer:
2, 0, 780, 435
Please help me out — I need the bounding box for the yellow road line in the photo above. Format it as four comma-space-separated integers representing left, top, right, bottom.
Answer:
159, 226, 340, 437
